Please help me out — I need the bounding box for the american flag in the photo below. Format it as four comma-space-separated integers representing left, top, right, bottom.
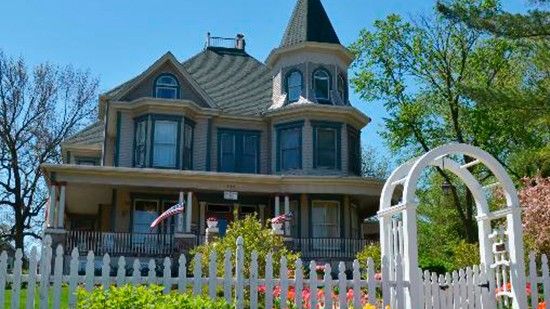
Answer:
271, 211, 294, 224
150, 202, 185, 229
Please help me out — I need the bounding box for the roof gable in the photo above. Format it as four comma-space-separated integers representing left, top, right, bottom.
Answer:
280, 0, 341, 48
103, 52, 216, 108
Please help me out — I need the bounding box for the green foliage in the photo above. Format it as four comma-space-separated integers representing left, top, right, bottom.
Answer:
191, 215, 300, 278
361, 146, 391, 180
356, 243, 381, 272
76, 285, 232, 309
452, 240, 481, 269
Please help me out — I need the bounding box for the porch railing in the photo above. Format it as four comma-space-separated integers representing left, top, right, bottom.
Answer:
65, 231, 174, 257
289, 238, 369, 260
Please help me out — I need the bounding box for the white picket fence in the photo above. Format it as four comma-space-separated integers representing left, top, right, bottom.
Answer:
1, 236, 549, 309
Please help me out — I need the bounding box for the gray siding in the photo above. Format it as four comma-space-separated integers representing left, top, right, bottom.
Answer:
193, 117, 209, 171
118, 112, 135, 168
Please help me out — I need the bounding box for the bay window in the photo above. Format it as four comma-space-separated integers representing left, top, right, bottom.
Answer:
218, 129, 260, 174
152, 120, 179, 168
285, 70, 303, 103
312, 122, 341, 170
313, 68, 331, 103
311, 200, 340, 238
347, 126, 361, 175
276, 122, 303, 172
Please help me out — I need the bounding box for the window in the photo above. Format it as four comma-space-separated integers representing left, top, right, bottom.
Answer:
313, 69, 331, 102
313, 122, 341, 170
218, 129, 260, 174
285, 70, 302, 103
348, 127, 361, 175
133, 199, 159, 235
311, 200, 340, 238
337, 74, 346, 102
277, 122, 303, 171
152, 120, 179, 168
154, 74, 180, 99
134, 118, 148, 167
350, 204, 359, 238
183, 121, 194, 170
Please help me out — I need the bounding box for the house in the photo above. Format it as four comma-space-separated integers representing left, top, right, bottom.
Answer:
42, 0, 384, 262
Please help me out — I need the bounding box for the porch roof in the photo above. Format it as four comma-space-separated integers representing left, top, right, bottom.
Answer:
41, 164, 384, 197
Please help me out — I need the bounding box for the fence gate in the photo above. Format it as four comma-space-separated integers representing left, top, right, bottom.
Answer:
378, 143, 528, 309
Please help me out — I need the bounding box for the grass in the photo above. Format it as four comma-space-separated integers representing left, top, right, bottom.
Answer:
4, 286, 70, 309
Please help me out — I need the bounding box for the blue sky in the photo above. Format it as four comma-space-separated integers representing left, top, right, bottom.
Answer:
0, 0, 529, 160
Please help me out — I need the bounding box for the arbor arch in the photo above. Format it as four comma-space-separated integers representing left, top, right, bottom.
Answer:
378, 143, 527, 308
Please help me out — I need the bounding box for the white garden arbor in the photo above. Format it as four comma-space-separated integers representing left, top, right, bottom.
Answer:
378, 143, 528, 308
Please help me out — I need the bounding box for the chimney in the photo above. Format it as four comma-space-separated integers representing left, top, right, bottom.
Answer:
236, 33, 246, 50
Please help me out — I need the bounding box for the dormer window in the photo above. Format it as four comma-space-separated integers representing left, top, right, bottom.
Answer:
285, 70, 303, 103
154, 74, 180, 99
313, 69, 331, 103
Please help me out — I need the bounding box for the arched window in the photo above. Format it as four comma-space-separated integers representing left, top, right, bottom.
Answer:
313, 69, 331, 102
285, 70, 303, 103
154, 74, 180, 99
337, 74, 346, 102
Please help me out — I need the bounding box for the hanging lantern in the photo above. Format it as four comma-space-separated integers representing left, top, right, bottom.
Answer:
441, 180, 452, 195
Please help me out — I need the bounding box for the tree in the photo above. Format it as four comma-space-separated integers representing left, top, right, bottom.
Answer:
437, 0, 550, 177
361, 145, 390, 180
519, 177, 550, 256
0, 51, 98, 249
350, 0, 541, 242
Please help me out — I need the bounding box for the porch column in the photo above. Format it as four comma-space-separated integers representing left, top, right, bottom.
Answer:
57, 184, 66, 229
177, 192, 185, 233
48, 185, 57, 228
274, 196, 280, 217
199, 202, 206, 235
284, 196, 290, 236
258, 204, 266, 225
186, 192, 193, 233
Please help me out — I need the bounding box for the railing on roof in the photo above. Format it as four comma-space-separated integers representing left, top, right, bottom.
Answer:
205, 32, 245, 50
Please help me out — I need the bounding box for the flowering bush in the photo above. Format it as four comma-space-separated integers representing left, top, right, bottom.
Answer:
519, 177, 550, 255
258, 284, 371, 309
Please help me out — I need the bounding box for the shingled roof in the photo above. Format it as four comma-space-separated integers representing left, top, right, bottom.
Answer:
63, 121, 104, 147
280, 0, 341, 48
182, 47, 272, 116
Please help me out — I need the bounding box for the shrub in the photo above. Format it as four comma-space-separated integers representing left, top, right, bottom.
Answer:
451, 240, 480, 269
356, 242, 381, 272
191, 215, 300, 278
76, 285, 232, 309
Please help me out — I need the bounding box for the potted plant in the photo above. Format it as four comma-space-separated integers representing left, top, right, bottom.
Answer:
270, 216, 285, 235
206, 217, 218, 229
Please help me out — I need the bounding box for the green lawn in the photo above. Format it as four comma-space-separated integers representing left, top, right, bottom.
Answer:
4, 286, 70, 309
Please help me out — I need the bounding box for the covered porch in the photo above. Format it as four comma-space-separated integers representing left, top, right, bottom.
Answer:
42, 164, 383, 259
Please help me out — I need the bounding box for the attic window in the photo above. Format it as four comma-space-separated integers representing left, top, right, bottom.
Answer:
285, 70, 303, 103
154, 74, 180, 99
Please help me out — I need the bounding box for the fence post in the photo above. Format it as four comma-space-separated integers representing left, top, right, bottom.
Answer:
542, 254, 550, 308
265, 252, 273, 309
68, 248, 79, 308
163, 257, 172, 294
116, 256, 126, 286
235, 236, 244, 309
223, 250, 232, 303
26, 247, 38, 309
85, 251, 95, 291
323, 263, 333, 309
280, 257, 289, 309
178, 254, 187, 292
39, 236, 52, 309
0, 251, 7, 308
309, 260, 318, 309
52, 245, 64, 309
352, 259, 361, 308
338, 262, 347, 309
193, 253, 202, 295
101, 254, 111, 288
208, 251, 217, 299
12, 249, 23, 309
249, 251, 258, 309
367, 257, 376, 305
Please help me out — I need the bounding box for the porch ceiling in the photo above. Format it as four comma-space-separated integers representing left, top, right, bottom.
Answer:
42, 164, 384, 197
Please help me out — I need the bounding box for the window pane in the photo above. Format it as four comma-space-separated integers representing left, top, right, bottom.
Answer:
287, 71, 302, 102
220, 133, 235, 172
314, 70, 330, 100
156, 87, 177, 99
318, 129, 336, 150
158, 76, 177, 86
153, 121, 177, 167
133, 200, 159, 234
135, 121, 147, 167
241, 135, 258, 173
280, 128, 301, 171
311, 201, 340, 238
316, 128, 337, 168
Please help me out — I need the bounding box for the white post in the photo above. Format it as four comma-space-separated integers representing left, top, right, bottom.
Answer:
402, 205, 422, 309
186, 192, 193, 233
284, 196, 290, 235
57, 185, 66, 229
507, 207, 528, 309
274, 196, 280, 217
177, 192, 185, 233
48, 185, 57, 228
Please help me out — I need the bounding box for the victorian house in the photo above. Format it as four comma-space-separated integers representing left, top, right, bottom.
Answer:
42, 0, 384, 263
